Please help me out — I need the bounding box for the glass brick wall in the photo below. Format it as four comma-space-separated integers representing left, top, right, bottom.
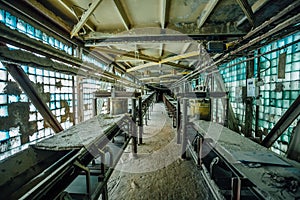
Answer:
0, 9, 73, 55
219, 57, 247, 127
74, 78, 110, 123
0, 62, 74, 159
217, 31, 300, 155
0, 8, 115, 160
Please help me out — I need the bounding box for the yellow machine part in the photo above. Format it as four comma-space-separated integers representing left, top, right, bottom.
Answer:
190, 99, 211, 121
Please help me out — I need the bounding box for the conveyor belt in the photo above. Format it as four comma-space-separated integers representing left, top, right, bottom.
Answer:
163, 94, 177, 128
0, 114, 132, 200
35, 114, 127, 151
188, 120, 300, 200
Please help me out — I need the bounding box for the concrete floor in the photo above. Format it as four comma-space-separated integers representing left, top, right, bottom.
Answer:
107, 103, 213, 200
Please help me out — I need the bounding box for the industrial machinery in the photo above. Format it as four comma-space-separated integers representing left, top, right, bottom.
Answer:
176, 92, 300, 200
0, 91, 156, 200
163, 94, 177, 128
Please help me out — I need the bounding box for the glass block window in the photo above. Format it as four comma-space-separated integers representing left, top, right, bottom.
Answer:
0, 9, 73, 55
79, 79, 110, 121
219, 57, 247, 128
0, 62, 74, 160
82, 53, 107, 70
215, 31, 300, 155
74, 78, 110, 123
258, 32, 300, 155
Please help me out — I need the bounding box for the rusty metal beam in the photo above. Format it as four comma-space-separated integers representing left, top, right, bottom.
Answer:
3, 63, 63, 133
236, 0, 255, 27
70, 0, 102, 38
113, 0, 131, 31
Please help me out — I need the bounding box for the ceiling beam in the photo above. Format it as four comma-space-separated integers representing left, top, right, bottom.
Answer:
235, 0, 255, 27
161, 50, 199, 63
126, 51, 199, 72
84, 33, 246, 45
237, 0, 270, 26
160, 0, 170, 29
176, 43, 191, 64
94, 47, 194, 70
70, 0, 102, 38
197, 0, 219, 29
56, 0, 95, 32
94, 47, 159, 62
113, 0, 131, 31
25, 0, 72, 32
146, 79, 176, 84
159, 43, 164, 58
181, 43, 191, 55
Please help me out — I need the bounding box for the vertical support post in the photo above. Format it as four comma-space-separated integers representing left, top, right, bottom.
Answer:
245, 57, 254, 137
144, 110, 148, 126
231, 177, 241, 200
216, 98, 219, 123
181, 98, 188, 159
77, 76, 84, 123
138, 97, 143, 144
224, 96, 229, 127
255, 49, 261, 139
176, 98, 181, 144
72, 76, 76, 125
132, 98, 137, 155
107, 98, 110, 114
197, 137, 203, 166
102, 185, 108, 200
92, 98, 97, 117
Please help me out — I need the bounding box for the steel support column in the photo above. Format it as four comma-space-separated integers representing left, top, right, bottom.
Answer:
244, 58, 254, 137
176, 98, 181, 144
181, 98, 188, 159
131, 98, 138, 155
138, 97, 143, 145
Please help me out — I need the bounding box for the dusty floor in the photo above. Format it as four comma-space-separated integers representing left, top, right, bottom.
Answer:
106, 103, 213, 200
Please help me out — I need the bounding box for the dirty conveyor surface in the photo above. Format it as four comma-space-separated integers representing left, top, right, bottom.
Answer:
106, 103, 213, 200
